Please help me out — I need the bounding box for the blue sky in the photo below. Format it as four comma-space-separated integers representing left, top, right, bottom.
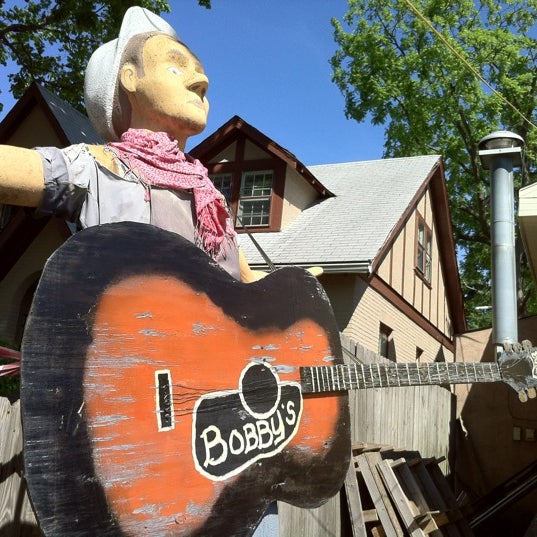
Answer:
173, 1, 385, 164
0, 1, 385, 166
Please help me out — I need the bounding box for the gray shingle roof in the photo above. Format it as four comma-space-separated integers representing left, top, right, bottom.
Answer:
240, 155, 441, 270
37, 84, 103, 145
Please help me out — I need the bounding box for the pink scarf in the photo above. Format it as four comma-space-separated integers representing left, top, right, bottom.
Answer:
107, 129, 235, 259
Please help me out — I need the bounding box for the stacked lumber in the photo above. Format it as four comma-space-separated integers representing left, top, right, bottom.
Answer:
343, 444, 474, 537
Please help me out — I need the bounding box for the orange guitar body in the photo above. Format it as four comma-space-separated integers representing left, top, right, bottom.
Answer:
22, 222, 350, 537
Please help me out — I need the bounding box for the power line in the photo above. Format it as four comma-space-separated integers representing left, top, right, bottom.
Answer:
401, 0, 537, 131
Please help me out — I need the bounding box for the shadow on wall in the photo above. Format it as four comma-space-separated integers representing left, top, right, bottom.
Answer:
454, 317, 537, 537
319, 273, 367, 332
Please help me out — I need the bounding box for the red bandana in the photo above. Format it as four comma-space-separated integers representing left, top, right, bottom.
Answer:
107, 129, 235, 259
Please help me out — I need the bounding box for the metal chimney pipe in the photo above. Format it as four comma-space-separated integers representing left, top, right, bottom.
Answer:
478, 131, 524, 354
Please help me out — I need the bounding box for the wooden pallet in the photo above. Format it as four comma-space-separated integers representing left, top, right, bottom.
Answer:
342, 444, 474, 537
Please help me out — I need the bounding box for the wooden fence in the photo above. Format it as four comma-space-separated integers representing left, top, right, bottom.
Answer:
0, 398, 39, 536
279, 335, 455, 537
1, 335, 455, 537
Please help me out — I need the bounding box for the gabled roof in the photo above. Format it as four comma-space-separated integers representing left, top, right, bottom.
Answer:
240, 155, 442, 270
0, 83, 101, 280
0, 82, 102, 145
191, 115, 333, 198
239, 152, 465, 334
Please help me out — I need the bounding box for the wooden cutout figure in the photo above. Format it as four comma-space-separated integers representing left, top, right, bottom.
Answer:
0, 5, 347, 537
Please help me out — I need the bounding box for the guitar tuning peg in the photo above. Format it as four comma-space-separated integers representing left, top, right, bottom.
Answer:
518, 391, 529, 403
527, 387, 537, 399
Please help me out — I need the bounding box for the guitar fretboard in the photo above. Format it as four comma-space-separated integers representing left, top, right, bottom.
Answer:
300, 361, 502, 394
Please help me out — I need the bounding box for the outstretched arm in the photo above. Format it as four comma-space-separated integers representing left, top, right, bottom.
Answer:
0, 146, 44, 207
239, 248, 267, 283
239, 248, 324, 283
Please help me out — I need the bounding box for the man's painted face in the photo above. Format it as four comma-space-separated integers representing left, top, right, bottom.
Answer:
125, 34, 210, 143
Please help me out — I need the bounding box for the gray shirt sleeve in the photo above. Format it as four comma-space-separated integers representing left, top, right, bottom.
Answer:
35, 145, 93, 222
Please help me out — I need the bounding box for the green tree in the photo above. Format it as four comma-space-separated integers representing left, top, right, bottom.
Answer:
0, 1, 210, 113
331, 0, 537, 329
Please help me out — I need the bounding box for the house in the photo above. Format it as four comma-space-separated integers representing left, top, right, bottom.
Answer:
191, 115, 465, 363
0, 83, 102, 345
0, 85, 467, 536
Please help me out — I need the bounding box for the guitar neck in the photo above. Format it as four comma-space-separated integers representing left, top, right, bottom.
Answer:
300, 361, 502, 394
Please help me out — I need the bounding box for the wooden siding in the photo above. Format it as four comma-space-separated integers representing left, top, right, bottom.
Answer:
376, 187, 452, 340
0, 398, 39, 535
321, 273, 454, 363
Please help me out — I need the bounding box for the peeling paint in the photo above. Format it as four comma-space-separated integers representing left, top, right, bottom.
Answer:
133, 503, 160, 515
89, 414, 132, 426
192, 322, 217, 335
250, 356, 276, 364
272, 364, 297, 374
139, 329, 167, 337
252, 343, 280, 351
134, 311, 153, 319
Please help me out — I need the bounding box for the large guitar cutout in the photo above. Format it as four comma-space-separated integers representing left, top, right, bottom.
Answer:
21, 222, 350, 537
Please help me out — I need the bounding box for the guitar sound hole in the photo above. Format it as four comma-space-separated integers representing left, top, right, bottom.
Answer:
241, 364, 279, 416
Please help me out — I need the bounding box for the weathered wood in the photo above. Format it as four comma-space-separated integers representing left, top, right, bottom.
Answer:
426, 463, 474, 537
358, 453, 404, 537
21, 222, 350, 537
390, 459, 440, 535
0, 397, 39, 536
377, 459, 427, 537
278, 495, 341, 537
411, 460, 463, 537
342, 335, 453, 474
344, 456, 367, 537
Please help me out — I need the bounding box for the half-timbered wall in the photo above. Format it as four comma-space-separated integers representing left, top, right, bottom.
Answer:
207, 139, 319, 231
375, 187, 453, 345
322, 273, 454, 363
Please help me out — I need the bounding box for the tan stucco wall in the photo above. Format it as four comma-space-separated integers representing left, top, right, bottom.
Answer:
281, 168, 318, 229
5, 106, 62, 148
207, 141, 236, 163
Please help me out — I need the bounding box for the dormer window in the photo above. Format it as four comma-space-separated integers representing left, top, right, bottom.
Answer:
209, 163, 283, 232
238, 171, 273, 227
211, 173, 232, 201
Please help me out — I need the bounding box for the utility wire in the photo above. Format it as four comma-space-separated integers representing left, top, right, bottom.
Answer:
401, 0, 537, 131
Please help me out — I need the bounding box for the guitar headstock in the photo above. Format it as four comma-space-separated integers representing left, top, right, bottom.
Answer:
499, 340, 537, 402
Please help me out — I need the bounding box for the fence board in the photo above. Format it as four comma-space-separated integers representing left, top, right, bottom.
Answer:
0, 397, 39, 537
341, 334, 453, 471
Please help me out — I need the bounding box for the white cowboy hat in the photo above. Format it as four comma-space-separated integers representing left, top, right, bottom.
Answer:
84, 6, 177, 141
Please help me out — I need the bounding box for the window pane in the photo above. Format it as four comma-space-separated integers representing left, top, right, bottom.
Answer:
378, 323, 393, 360
238, 198, 271, 227
416, 217, 432, 282
210, 173, 233, 201
240, 171, 273, 197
